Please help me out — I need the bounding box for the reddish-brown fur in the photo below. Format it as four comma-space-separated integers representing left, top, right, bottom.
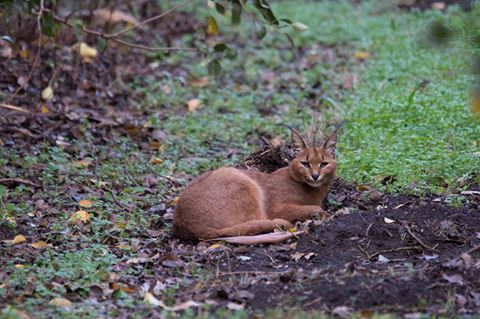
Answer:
173, 125, 340, 241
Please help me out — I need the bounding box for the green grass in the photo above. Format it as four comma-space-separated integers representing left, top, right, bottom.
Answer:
273, 1, 480, 193
1, 1, 480, 318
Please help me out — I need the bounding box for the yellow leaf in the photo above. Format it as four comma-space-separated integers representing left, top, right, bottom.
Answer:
49, 297, 72, 308
472, 90, 480, 116
288, 227, 298, 233
356, 185, 370, 192
14, 264, 25, 269
171, 196, 179, 206
78, 199, 92, 208
114, 221, 126, 229
354, 51, 370, 60
41, 86, 54, 101
207, 16, 219, 36
72, 42, 98, 62
40, 102, 49, 113
70, 210, 90, 223
31, 241, 51, 249
150, 157, 163, 165
116, 244, 132, 250
11, 235, 26, 244
19, 49, 29, 59
187, 98, 202, 112
148, 141, 162, 150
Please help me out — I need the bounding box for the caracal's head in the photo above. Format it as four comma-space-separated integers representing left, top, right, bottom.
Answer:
288, 122, 343, 188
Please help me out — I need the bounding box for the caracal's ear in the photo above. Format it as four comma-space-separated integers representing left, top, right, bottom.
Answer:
290, 127, 308, 152
322, 121, 346, 157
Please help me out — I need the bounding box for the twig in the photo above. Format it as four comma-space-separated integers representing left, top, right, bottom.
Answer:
461, 243, 480, 256
0, 178, 41, 188
403, 222, 438, 252
0, 103, 30, 113
109, 190, 132, 211
36, 7, 203, 54
358, 244, 421, 260
5, 0, 44, 104
111, 0, 196, 38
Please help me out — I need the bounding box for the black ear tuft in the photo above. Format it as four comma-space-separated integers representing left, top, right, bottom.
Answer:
322, 121, 346, 157
289, 126, 308, 152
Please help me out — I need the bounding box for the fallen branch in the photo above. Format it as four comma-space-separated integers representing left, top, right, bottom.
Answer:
207, 231, 305, 245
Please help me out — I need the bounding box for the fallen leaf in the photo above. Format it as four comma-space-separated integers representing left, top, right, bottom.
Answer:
150, 157, 163, 165
41, 86, 53, 101
40, 103, 49, 113
144, 292, 200, 311
116, 244, 132, 250
378, 254, 389, 263
14, 264, 25, 269
70, 210, 90, 223
19, 49, 29, 59
72, 42, 98, 63
356, 185, 371, 192
49, 297, 72, 308
384, 217, 395, 224
31, 241, 51, 249
10, 235, 27, 244
72, 158, 92, 167
78, 199, 92, 208
332, 305, 353, 317
189, 76, 209, 88
126, 257, 149, 264
442, 273, 464, 285
291, 252, 305, 261
187, 98, 202, 112
432, 2, 446, 10
227, 302, 244, 311
93, 8, 138, 26
354, 51, 370, 60
207, 16, 219, 35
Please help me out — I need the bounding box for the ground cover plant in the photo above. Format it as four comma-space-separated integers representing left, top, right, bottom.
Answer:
1, 0, 480, 318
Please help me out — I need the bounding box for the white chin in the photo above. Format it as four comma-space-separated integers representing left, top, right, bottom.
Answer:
307, 182, 323, 188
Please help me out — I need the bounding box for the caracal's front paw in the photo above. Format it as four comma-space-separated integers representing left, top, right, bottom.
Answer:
272, 218, 294, 229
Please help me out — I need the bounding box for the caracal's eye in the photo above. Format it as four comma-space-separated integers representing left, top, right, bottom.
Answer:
300, 161, 310, 168
320, 162, 329, 168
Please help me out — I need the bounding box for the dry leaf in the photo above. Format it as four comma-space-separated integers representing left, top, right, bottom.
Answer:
144, 292, 200, 311
70, 210, 90, 223
14, 264, 25, 269
187, 98, 202, 112
10, 235, 27, 244
41, 86, 54, 101
116, 244, 132, 250
292, 22, 309, 32
472, 91, 480, 116
384, 217, 395, 224
72, 42, 98, 63
93, 9, 138, 26
189, 76, 209, 88
73, 158, 92, 167
78, 199, 92, 208
49, 297, 72, 308
150, 157, 163, 165
207, 16, 219, 35
354, 51, 370, 60
31, 241, 51, 249
40, 102, 49, 113
356, 185, 371, 192
19, 49, 29, 59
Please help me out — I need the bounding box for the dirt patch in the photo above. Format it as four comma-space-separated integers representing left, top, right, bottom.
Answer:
185, 146, 480, 316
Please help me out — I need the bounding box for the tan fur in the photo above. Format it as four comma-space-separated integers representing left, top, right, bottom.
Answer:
173, 124, 341, 241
